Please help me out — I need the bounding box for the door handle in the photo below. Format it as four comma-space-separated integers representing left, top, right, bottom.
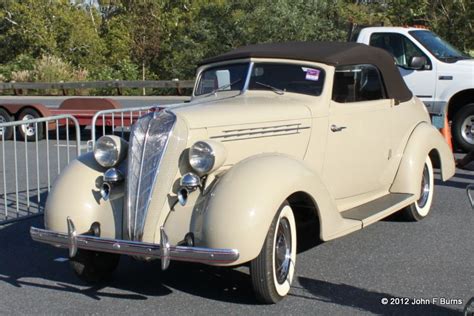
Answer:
330, 124, 347, 132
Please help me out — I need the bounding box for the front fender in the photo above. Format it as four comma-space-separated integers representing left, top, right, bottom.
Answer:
193, 153, 360, 265
44, 152, 123, 238
390, 122, 455, 196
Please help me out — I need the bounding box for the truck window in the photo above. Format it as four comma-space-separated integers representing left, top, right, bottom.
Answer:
409, 30, 471, 62
332, 64, 386, 103
370, 33, 431, 70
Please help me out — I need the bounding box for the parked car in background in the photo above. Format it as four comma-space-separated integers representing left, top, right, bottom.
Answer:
354, 26, 474, 151
31, 42, 455, 303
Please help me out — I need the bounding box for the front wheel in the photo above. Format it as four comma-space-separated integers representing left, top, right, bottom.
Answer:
401, 156, 434, 221
70, 249, 120, 283
250, 202, 297, 304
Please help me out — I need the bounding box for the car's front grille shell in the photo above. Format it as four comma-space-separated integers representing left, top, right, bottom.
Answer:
125, 111, 176, 241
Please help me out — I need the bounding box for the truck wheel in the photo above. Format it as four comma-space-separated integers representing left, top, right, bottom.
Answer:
17, 108, 44, 141
401, 156, 434, 221
70, 249, 120, 283
250, 202, 297, 304
0, 108, 13, 140
452, 103, 474, 152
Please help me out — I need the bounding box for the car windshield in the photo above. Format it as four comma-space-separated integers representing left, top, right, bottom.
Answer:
249, 63, 325, 96
195, 63, 249, 96
409, 30, 471, 62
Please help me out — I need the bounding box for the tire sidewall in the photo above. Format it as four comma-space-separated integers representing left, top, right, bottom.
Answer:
414, 156, 434, 218
18, 108, 43, 141
271, 204, 297, 297
452, 103, 474, 152
0, 108, 13, 140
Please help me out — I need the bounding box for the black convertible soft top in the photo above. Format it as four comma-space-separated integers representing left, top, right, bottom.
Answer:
200, 42, 412, 102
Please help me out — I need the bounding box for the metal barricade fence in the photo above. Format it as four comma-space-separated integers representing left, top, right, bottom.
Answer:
0, 115, 82, 224
88, 105, 157, 151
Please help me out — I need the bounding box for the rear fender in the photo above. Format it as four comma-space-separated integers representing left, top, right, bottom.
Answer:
391, 122, 455, 197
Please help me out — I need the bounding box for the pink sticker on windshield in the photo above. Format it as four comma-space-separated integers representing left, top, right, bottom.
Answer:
305, 69, 320, 81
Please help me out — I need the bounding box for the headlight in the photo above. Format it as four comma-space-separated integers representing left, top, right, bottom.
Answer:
94, 135, 128, 168
189, 140, 226, 175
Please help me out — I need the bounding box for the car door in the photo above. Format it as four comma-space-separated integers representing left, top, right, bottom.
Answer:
369, 32, 437, 105
322, 64, 392, 201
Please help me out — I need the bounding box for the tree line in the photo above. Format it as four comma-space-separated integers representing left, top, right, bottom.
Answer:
0, 0, 472, 86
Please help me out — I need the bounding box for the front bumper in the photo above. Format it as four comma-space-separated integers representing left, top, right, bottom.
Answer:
30, 218, 239, 270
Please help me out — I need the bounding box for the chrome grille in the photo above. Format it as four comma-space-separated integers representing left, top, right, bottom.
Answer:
125, 111, 176, 241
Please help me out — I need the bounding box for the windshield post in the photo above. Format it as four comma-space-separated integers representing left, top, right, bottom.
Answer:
194, 62, 250, 97
242, 62, 254, 94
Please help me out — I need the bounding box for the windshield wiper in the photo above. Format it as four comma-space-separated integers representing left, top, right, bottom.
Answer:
202, 79, 242, 97
255, 81, 285, 95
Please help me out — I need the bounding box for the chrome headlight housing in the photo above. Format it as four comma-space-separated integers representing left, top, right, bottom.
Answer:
189, 140, 226, 175
94, 135, 128, 168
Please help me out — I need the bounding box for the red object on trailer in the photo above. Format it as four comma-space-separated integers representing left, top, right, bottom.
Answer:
0, 98, 146, 140
1, 98, 121, 125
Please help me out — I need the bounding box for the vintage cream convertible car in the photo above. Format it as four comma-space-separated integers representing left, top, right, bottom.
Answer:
31, 42, 455, 303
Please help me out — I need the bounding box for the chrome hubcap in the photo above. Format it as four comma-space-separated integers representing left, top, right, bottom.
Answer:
21, 114, 36, 137
461, 115, 474, 144
274, 218, 292, 284
417, 165, 430, 208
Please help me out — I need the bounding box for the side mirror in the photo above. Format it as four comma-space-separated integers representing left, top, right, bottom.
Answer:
409, 56, 428, 70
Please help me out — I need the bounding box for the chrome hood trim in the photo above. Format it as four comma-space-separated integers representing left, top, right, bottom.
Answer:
125, 110, 176, 241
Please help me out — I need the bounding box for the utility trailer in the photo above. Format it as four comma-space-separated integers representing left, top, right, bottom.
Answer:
0, 98, 138, 140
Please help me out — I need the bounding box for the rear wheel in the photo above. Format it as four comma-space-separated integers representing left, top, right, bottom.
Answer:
0, 108, 13, 140
452, 103, 474, 152
17, 108, 43, 141
250, 202, 297, 304
70, 249, 120, 283
401, 156, 434, 221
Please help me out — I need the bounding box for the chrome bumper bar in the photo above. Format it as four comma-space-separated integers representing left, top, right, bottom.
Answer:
30, 218, 239, 270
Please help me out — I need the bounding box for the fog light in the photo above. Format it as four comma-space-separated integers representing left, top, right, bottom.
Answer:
180, 172, 201, 191
103, 168, 124, 183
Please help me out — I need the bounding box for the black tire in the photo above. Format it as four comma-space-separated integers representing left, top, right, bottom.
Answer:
400, 156, 434, 221
70, 249, 120, 283
452, 103, 474, 152
0, 108, 13, 140
17, 108, 44, 141
250, 202, 297, 304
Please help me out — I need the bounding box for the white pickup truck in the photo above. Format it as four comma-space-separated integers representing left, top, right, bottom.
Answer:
354, 27, 474, 151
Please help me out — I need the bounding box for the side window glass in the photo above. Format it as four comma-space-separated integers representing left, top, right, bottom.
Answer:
370, 33, 430, 70
332, 64, 386, 103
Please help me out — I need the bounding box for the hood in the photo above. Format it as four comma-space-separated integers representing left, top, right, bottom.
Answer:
453, 58, 474, 67
169, 91, 312, 129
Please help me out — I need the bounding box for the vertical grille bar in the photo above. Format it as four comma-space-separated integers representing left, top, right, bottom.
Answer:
125, 111, 176, 241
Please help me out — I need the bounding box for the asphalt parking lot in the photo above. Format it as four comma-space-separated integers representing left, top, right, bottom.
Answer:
0, 164, 472, 315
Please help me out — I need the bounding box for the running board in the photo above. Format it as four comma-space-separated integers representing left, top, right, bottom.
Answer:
341, 193, 415, 227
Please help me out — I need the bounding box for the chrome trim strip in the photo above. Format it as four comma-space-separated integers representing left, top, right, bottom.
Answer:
211, 125, 310, 140
221, 123, 306, 133
30, 226, 240, 265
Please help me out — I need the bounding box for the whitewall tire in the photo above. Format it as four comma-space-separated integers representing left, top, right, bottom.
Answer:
402, 156, 434, 221
250, 202, 297, 303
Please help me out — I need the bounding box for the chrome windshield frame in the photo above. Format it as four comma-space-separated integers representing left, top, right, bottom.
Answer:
193, 59, 252, 98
